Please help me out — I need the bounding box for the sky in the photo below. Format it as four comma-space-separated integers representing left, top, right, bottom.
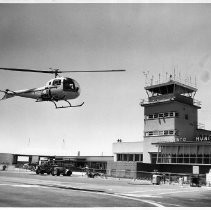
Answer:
1, 3, 211, 156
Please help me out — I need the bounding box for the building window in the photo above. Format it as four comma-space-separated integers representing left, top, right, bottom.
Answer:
185, 114, 189, 120
129, 154, 133, 161
164, 112, 169, 117
117, 153, 142, 162
164, 130, 169, 135
157, 145, 211, 165
117, 154, 120, 161
154, 113, 158, 118
169, 130, 174, 135
148, 131, 154, 136
158, 113, 164, 118
123, 154, 127, 161
117, 154, 122, 161
145, 111, 179, 120
150, 153, 157, 164
140, 154, 143, 161
169, 112, 174, 117
145, 129, 177, 137
135, 154, 139, 161
148, 114, 153, 119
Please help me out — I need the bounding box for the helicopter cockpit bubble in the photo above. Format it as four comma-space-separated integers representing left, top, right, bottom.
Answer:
63, 78, 80, 93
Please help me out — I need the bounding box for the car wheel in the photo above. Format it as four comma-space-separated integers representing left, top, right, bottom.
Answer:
66, 171, 72, 176
56, 169, 60, 176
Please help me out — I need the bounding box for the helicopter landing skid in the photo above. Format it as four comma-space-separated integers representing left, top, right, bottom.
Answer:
52, 100, 84, 109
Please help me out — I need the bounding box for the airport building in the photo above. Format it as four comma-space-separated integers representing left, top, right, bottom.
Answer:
0, 152, 113, 171
109, 75, 211, 176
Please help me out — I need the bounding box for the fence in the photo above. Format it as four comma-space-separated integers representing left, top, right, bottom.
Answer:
105, 169, 207, 186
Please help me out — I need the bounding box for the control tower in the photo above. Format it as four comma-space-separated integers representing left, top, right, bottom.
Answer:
140, 75, 201, 163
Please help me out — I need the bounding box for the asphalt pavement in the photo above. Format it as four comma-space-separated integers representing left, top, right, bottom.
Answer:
0, 170, 211, 207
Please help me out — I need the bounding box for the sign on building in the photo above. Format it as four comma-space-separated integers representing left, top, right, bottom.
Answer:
193, 165, 199, 174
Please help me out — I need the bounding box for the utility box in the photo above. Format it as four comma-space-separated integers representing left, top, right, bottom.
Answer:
206, 171, 211, 187
152, 174, 161, 185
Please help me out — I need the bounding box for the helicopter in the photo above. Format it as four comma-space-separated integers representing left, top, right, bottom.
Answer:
0, 67, 125, 109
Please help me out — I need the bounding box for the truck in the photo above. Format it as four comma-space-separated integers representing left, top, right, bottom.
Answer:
35, 160, 72, 176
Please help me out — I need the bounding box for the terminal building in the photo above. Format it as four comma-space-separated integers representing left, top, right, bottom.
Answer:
0, 152, 113, 172
110, 75, 211, 176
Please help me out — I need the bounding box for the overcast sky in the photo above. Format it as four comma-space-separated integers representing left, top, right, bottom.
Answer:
0, 3, 211, 156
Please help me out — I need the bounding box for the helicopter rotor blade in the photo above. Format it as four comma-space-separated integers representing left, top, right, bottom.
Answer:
0, 67, 56, 74
0, 68, 125, 76
59, 69, 126, 73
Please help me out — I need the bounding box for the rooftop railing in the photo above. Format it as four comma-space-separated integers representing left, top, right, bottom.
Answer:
140, 97, 201, 107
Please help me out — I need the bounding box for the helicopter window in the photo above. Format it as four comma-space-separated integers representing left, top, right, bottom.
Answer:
63, 78, 75, 91
53, 79, 61, 86
49, 82, 52, 85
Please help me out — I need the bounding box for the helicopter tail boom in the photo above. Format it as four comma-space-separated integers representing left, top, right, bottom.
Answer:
0, 90, 15, 100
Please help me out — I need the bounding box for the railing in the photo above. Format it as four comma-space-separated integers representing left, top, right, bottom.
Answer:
105, 169, 207, 186
140, 96, 201, 107
140, 97, 172, 106
193, 99, 202, 107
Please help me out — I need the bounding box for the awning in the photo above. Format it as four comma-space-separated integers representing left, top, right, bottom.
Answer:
158, 144, 211, 155
198, 145, 211, 155
161, 146, 177, 154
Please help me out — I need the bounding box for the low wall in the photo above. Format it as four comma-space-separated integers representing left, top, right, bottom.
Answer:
107, 161, 137, 178
137, 163, 211, 174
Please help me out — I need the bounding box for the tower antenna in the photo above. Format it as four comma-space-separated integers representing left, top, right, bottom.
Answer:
61, 139, 65, 151
150, 75, 154, 85
27, 138, 30, 147
142, 71, 149, 86
195, 76, 197, 88
166, 72, 168, 81
173, 67, 176, 80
